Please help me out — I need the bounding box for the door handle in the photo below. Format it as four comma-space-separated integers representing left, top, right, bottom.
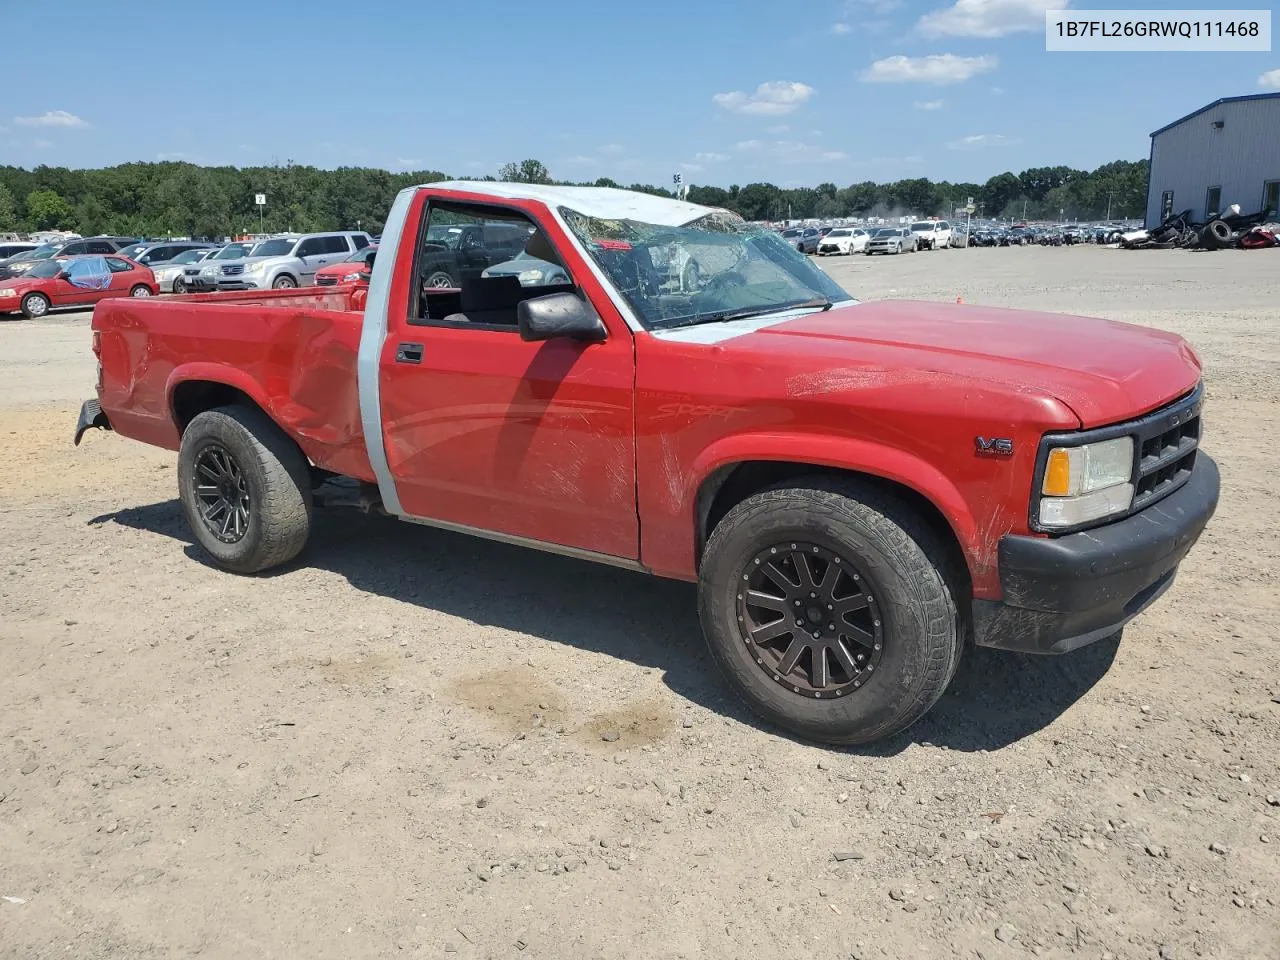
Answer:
396, 342, 424, 364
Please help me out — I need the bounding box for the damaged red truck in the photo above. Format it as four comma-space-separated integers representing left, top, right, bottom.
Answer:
77, 183, 1219, 744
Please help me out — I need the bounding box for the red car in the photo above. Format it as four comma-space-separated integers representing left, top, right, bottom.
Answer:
313, 244, 378, 286
77, 183, 1218, 746
0, 254, 157, 319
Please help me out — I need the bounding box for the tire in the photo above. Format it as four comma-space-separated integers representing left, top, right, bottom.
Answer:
173, 277, 187, 295
698, 479, 961, 745
129, 284, 152, 297
272, 275, 298, 289
1202, 220, 1232, 250
20, 292, 50, 319
424, 268, 457, 289
177, 405, 312, 574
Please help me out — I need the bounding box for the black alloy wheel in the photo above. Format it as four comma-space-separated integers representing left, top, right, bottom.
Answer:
737, 541, 883, 699
192, 442, 250, 543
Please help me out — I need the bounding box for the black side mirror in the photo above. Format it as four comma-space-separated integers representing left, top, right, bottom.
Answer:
55, 270, 70, 281
517, 291, 606, 343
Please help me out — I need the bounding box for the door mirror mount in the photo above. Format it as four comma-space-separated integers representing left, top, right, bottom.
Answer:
517, 291, 606, 344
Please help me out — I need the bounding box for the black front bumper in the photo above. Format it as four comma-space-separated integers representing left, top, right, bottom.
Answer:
973, 453, 1220, 654
74, 398, 111, 446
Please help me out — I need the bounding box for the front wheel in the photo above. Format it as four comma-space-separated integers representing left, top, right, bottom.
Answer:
272, 275, 298, 289
177, 405, 312, 574
698, 480, 961, 745
20, 292, 50, 319
173, 277, 187, 295
129, 284, 153, 297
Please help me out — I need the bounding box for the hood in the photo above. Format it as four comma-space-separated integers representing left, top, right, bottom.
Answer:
707, 300, 1201, 427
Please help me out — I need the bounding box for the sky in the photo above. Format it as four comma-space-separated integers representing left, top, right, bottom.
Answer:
3, 0, 1276, 188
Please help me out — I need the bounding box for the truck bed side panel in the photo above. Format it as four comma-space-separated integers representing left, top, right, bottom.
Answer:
93, 291, 374, 481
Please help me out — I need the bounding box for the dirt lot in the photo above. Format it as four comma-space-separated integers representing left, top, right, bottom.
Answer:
2, 246, 1277, 960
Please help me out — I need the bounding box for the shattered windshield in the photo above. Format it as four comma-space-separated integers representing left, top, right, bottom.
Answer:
560, 207, 850, 331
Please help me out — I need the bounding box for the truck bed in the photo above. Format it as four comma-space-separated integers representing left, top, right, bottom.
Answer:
92, 285, 375, 482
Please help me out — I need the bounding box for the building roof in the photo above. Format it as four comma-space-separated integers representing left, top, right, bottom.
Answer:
1150, 93, 1280, 138
424, 180, 723, 226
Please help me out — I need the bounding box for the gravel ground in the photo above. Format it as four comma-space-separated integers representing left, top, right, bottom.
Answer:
1, 246, 1277, 960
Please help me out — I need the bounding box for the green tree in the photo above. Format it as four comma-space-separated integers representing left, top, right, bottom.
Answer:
498, 159, 552, 184
0, 184, 17, 232
25, 189, 72, 230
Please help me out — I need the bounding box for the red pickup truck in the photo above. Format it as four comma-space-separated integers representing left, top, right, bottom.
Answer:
76, 182, 1219, 745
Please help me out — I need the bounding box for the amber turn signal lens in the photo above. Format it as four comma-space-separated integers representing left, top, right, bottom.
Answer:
1043, 448, 1072, 497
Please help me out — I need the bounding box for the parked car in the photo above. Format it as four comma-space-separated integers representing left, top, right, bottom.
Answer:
179, 241, 269, 292
152, 248, 220, 293
817, 227, 869, 256
780, 227, 821, 255
481, 247, 572, 287
909, 220, 952, 251
313, 245, 379, 286
76, 181, 1219, 746
116, 240, 217, 268
865, 227, 917, 255
194, 231, 373, 291
0, 236, 138, 280
0, 242, 37, 261
418, 221, 533, 289
0, 254, 156, 318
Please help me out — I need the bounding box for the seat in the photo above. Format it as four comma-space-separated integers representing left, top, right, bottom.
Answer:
442, 274, 525, 326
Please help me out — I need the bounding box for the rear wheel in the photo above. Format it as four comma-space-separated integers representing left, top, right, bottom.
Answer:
129, 284, 152, 297
424, 269, 457, 288
698, 479, 961, 745
20, 292, 50, 319
177, 405, 312, 574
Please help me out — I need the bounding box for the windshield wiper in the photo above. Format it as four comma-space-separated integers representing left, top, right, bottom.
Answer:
659, 297, 833, 330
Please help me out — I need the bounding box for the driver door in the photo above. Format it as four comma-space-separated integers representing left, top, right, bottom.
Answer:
53, 257, 113, 306
377, 196, 639, 560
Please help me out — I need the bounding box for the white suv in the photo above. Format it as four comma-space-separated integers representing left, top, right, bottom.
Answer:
202, 231, 373, 290
909, 220, 953, 251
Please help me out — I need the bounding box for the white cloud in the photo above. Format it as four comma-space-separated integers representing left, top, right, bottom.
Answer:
713, 81, 816, 116
694, 151, 729, 162
946, 133, 1017, 149
32, 139, 54, 149
735, 139, 848, 163
15, 109, 88, 128
919, 0, 1068, 38
1259, 69, 1280, 89
830, 22, 852, 35
598, 142, 625, 154
861, 54, 998, 85
914, 99, 945, 110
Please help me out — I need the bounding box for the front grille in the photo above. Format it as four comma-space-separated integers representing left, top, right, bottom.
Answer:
315, 275, 338, 286
184, 267, 201, 276
222, 265, 244, 276
1131, 389, 1201, 512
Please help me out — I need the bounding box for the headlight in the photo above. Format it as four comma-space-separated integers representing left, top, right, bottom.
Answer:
245, 261, 265, 274
517, 269, 544, 284
1038, 436, 1134, 528
201, 265, 217, 276
341, 271, 363, 282
0, 289, 16, 298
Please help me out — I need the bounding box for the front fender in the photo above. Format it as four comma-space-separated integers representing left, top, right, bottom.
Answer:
689, 430, 981, 576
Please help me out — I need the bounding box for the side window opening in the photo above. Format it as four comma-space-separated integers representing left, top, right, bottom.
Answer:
410, 201, 575, 329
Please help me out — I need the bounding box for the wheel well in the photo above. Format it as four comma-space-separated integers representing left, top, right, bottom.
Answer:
696, 460, 972, 597
171, 381, 264, 433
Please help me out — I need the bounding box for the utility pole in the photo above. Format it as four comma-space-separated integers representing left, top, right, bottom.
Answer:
1022, 198, 1028, 221
1106, 192, 1113, 221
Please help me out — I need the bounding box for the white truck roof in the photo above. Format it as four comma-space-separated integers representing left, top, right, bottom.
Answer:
424, 181, 727, 228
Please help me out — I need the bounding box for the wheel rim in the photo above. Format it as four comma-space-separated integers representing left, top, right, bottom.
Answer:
192, 443, 251, 543
425, 272, 454, 288
736, 541, 883, 699
275, 277, 296, 288
174, 279, 186, 294
132, 286, 152, 297
25, 295, 48, 317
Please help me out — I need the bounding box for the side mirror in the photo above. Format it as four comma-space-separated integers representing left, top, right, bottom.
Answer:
517, 291, 606, 344
55, 270, 70, 281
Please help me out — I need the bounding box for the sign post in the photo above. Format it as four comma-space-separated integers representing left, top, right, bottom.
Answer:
254, 193, 267, 235
964, 196, 975, 243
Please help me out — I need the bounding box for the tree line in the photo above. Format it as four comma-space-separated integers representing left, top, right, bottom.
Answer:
0, 157, 1148, 240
